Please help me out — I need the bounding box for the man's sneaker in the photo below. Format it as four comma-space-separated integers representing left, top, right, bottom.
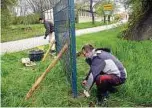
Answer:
96, 96, 108, 106
96, 92, 109, 106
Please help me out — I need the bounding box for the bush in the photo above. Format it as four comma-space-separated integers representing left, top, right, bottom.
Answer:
12, 13, 40, 25
114, 14, 121, 21
1, 9, 12, 28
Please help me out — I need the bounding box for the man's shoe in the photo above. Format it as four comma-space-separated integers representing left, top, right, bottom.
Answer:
96, 92, 109, 106
96, 97, 108, 106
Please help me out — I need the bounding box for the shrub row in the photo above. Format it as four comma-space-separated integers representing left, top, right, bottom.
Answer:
12, 13, 40, 25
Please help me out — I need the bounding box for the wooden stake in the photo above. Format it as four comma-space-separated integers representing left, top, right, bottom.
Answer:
42, 40, 55, 62
25, 43, 68, 100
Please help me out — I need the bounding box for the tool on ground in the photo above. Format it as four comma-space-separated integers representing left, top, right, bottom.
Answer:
83, 89, 90, 97
25, 43, 68, 100
81, 83, 90, 98
21, 58, 36, 67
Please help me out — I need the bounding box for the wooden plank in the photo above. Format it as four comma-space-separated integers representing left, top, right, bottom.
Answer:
25, 43, 68, 100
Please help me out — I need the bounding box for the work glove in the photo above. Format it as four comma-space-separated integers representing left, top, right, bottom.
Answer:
76, 51, 81, 57
44, 36, 47, 39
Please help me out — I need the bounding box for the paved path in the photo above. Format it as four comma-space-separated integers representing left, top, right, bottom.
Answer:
1, 20, 127, 54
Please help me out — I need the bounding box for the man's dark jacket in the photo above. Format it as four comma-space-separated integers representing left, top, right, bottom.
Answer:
44, 20, 54, 38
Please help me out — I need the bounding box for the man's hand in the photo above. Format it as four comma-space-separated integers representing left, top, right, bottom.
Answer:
82, 80, 87, 86
44, 36, 47, 39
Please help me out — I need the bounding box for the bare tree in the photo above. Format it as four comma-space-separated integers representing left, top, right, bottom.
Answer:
25, 0, 59, 17
11, 0, 30, 16
90, 0, 95, 24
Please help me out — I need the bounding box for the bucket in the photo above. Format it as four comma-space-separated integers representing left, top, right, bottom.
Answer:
29, 50, 44, 61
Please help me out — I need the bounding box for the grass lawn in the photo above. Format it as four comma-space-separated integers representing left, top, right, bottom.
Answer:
1, 24, 45, 42
1, 27, 152, 107
75, 21, 113, 30
1, 21, 113, 42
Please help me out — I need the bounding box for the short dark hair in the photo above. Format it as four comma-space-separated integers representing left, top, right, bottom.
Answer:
39, 18, 43, 21
82, 44, 94, 52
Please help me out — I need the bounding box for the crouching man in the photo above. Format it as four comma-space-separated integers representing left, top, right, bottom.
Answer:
81, 44, 127, 106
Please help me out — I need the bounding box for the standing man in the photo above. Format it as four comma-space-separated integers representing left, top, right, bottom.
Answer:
39, 18, 55, 52
80, 44, 127, 106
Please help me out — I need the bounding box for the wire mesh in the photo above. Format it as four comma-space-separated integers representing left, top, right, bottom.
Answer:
53, 0, 77, 97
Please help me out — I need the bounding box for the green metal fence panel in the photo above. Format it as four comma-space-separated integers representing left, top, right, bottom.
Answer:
53, 0, 77, 97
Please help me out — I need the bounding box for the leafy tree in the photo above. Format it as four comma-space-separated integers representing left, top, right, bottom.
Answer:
75, 0, 95, 24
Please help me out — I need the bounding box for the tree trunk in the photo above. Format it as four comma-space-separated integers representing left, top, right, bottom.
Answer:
108, 15, 110, 23
104, 15, 106, 23
125, 0, 152, 40
90, 0, 95, 24
75, 11, 79, 23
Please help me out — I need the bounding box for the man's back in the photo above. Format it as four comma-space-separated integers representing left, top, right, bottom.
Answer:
44, 20, 54, 33
97, 51, 127, 79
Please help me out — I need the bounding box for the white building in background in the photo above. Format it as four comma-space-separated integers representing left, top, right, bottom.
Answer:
76, 0, 101, 23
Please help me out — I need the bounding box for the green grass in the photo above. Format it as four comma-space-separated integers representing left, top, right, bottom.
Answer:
1, 27, 152, 107
1, 24, 45, 42
1, 21, 114, 42
75, 21, 112, 30
76, 28, 152, 106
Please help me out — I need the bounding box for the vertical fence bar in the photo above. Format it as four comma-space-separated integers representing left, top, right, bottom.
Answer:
68, 0, 77, 98
53, 8, 59, 53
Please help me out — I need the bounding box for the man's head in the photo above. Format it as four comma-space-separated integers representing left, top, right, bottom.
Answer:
39, 18, 44, 23
81, 44, 94, 58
